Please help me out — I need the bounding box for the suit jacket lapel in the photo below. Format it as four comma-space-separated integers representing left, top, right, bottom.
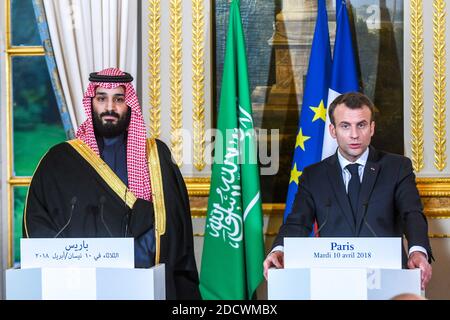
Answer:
356, 146, 380, 234
325, 153, 356, 234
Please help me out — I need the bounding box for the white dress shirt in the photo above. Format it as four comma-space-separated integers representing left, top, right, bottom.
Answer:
337, 147, 368, 192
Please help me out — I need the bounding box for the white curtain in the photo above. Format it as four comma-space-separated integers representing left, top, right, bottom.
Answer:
43, 0, 138, 129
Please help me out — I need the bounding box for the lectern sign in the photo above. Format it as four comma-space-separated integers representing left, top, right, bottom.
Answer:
21, 238, 134, 269
284, 237, 401, 269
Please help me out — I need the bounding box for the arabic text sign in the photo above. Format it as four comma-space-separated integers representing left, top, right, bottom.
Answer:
21, 238, 134, 269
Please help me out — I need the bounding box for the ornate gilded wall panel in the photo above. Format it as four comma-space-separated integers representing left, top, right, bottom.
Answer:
192, 0, 206, 171
432, 0, 447, 171
148, 0, 162, 138
169, 0, 183, 167
410, 0, 425, 172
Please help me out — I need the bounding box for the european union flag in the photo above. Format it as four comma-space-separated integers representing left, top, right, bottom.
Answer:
284, 0, 332, 221
322, 0, 360, 158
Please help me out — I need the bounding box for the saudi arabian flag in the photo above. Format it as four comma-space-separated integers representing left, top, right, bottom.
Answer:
199, 0, 264, 300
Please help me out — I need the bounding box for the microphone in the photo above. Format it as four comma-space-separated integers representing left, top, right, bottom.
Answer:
122, 189, 133, 237
123, 209, 132, 237
54, 196, 77, 238
99, 196, 113, 237
362, 202, 378, 237
315, 199, 331, 237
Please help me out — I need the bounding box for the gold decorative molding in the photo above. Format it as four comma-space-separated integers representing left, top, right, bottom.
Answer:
6, 46, 45, 55
429, 233, 450, 238
185, 177, 210, 196
195, 232, 450, 238
192, 0, 206, 171
425, 208, 450, 217
416, 177, 450, 197
410, 0, 425, 172
191, 208, 207, 216
170, 0, 183, 167
187, 177, 450, 218
148, 0, 161, 138
429, 216, 450, 220
194, 231, 279, 237
190, 203, 450, 218
191, 214, 207, 219
417, 178, 450, 183
262, 203, 285, 215
189, 199, 285, 217
8, 177, 32, 186
433, 0, 447, 171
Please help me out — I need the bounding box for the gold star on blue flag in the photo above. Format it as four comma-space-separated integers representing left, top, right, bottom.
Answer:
310, 100, 327, 123
289, 163, 302, 185
295, 128, 311, 151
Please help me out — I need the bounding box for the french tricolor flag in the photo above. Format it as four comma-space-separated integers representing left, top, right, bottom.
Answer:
321, 0, 360, 159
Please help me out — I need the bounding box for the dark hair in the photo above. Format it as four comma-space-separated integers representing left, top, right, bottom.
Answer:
328, 92, 375, 125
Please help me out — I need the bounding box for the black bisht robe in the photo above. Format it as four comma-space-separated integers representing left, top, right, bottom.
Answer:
24, 139, 200, 300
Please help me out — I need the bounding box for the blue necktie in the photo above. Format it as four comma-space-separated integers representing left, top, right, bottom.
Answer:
347, 163, 360, 224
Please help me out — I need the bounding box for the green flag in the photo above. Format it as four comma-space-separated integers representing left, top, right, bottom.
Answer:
199, 0, 264, 300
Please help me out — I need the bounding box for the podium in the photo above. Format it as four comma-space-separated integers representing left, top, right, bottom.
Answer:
5, 238, 166, 300
268, 267, 420, 299
268, 238, 422, 300
6, 264, 165, 300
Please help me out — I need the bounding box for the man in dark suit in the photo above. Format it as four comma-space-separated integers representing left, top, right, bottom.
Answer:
263, 92, 432, 290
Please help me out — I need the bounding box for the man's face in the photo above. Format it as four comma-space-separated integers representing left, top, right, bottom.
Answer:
329, 103, 375, 162
92, 86, 130, 138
